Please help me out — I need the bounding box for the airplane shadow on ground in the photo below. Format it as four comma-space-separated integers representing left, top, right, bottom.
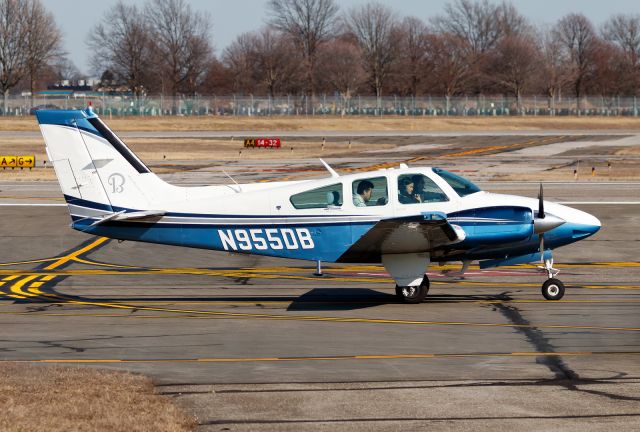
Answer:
11, 274, 512, 312
286, 288, 513, 311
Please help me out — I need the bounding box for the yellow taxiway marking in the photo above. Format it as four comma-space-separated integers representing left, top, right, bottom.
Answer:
5, 298, 639, 308
9, 275, 39, 297
5, 350, 639, 365
43, 237, 109, 270
3, 275, 21, 281
2, 266, 640, 291
71, 257, 144, 269
0, 257, 60, 267
6, 294, 640, 333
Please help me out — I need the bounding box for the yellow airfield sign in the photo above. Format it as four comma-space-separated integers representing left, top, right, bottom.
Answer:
0, 155, 35, 168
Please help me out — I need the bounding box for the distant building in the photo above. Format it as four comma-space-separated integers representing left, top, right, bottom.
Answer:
47, 79, 96, 92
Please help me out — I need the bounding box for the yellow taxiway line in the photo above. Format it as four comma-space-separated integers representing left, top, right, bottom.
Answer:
4, 350, 639, 365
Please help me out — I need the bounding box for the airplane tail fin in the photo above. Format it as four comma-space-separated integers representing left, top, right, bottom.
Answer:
36, 109, 178, 222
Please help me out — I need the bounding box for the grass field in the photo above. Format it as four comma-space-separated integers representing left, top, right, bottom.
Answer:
4, 115, 640, 132
0, 363, 195, 432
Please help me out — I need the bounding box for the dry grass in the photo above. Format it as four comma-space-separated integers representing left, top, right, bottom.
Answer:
0, 136, 392, 180
0, 363, 196, 432
6, 115, 640, 132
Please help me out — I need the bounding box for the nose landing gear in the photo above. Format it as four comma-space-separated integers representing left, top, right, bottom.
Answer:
539, 257, 564, 300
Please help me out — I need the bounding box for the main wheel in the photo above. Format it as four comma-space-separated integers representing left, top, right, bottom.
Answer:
541, 278, 565, 300
396, 275, 429, 304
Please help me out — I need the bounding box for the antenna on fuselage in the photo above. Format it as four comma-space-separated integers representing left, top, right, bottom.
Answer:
222, 170, 241, 193
319, 158, 339, 178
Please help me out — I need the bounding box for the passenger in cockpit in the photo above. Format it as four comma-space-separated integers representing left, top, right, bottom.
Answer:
398, 177, 419, 204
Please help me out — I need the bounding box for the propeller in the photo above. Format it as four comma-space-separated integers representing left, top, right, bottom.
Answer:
533, 183, 565, 267
538, 184, 545, 262
538, 183, 545, 219
533, 183, 565, 237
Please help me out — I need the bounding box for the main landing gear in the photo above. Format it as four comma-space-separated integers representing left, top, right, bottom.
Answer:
539, 256, 564, 300
396, 275, 429, 304
382, 253, 430, 304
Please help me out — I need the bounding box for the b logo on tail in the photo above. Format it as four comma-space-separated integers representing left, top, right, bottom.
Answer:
108, 173, 125, 193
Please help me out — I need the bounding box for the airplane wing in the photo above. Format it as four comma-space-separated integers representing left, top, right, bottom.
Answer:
337, 212, 464, 263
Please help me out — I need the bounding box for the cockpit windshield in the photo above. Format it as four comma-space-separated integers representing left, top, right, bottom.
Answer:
432, 168, 482, 197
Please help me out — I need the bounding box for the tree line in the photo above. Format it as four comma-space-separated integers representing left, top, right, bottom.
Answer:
3, 0, 640, 106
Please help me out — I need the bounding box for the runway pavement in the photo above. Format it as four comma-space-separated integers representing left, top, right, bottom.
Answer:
1, 135, 639, 430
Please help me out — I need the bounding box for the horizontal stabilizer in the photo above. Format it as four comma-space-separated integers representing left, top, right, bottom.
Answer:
90, 210, 166, 226
479, 250, 552, 269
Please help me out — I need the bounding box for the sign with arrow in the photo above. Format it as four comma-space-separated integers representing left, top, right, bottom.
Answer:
0, 155, 35, 168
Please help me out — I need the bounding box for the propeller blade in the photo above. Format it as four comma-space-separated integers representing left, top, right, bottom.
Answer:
538, 183, 545, 219
539, 233, 545, 263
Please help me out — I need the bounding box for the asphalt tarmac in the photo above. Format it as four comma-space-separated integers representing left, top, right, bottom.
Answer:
1, 135, 639, 431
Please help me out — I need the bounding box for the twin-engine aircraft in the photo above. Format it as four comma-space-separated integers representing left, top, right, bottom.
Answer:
36, 109, 601, 303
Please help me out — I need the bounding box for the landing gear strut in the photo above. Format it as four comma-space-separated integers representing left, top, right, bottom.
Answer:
539, 257, 564, 301
396, 275, 429, 304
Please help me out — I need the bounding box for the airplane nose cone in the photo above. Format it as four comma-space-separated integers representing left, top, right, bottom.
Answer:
570, 209, 601, 239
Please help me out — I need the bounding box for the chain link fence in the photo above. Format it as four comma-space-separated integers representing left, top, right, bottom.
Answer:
3, 94, 640, 117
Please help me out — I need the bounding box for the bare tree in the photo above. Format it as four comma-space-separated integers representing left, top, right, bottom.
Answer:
88, 2, 152, 96
267, 0, 339, 96
554, 13, 598, 110
199, 58, 235, 97
432, 0, 502, 56
23, 0, 62, 101
52, 57, 82, 81
602, 14, 640, 94
0, 0, 29, 114
497, 1, 529, 37
487, 33, 540, 110
316, 39, 365, 112
589, 39, 626, 97
538, 27, 572, 110
251, 29, 302, 97
223, 33, 258, 94
423, 32, 472, 111
432, 1, 532, 93
146, 0, 213, 108
345, 2, 398, 100
394, 16, 429, 97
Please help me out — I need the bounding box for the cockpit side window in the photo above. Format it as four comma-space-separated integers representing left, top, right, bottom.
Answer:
290, 183, 343, 209
398, 174, 449, 204
352, 176, 388, 207
432, 168, 481, 197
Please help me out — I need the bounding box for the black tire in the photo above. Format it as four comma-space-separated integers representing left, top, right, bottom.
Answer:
541, 278, 565, 300
396, 275, 429, 304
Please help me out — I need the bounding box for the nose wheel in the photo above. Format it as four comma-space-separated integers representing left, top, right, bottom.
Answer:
538, 256, 564, 300
542, 278, 565, 300
396, 275, 429, 304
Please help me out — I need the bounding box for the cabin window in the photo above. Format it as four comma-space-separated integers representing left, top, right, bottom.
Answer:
352, 177, 388, 207
290, 183, 343, 209
433, 168, 481, 197
397, 174, 449, 204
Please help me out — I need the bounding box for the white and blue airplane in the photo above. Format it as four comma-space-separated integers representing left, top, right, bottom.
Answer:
36, 108, 601, 303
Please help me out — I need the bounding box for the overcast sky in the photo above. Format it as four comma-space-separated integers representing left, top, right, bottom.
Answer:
43, 0, 640, 76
